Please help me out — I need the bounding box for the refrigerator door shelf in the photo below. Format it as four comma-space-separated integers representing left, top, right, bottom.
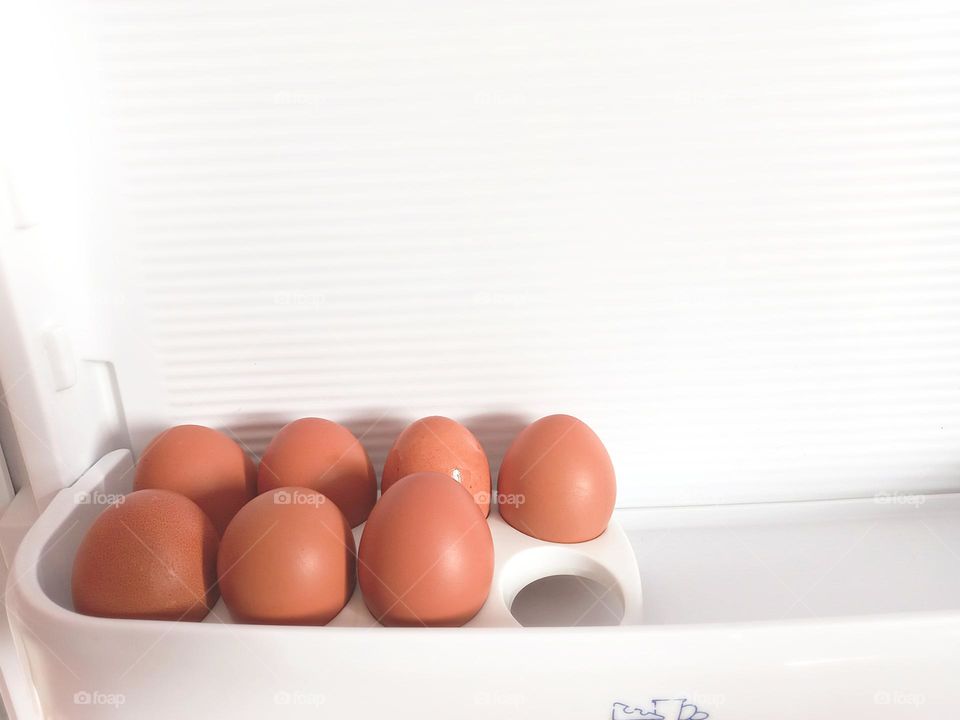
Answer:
4, 449, 959, 720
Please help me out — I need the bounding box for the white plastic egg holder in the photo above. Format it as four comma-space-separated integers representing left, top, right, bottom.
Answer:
319, 513, 643, 629
476, 513, 642, 627
206, 491, 643, 629
18, 447, 642, 633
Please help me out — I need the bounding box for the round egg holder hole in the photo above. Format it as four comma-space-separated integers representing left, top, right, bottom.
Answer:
210, 510, 643, 628
478, 512, 642, 628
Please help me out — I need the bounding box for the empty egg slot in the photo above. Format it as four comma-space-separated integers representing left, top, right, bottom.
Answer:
500, 549, 626, 627
511, 575, 624, 627
463, 513, 643, 627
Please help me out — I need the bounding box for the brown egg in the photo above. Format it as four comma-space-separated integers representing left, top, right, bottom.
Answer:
218, 487, 355, 625
258, 418, 376, 528
72, 489, 219, 621
358, 471, 493, 627
133, 424, 257, 536
382, 416, 491, 517
498, 414, 616, 543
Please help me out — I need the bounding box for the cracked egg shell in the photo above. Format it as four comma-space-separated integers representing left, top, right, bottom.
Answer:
381, 416, 491, 517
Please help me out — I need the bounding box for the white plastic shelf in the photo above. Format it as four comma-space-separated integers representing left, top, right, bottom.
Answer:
5, 449, 960, 719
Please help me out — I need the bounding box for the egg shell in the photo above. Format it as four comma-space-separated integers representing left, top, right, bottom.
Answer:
71, 489, 219, 621
358, 471, 493, 627
258, 418, 377, 528
498, 414, 616, 543
381, 416, 491, 517
218, 487, 355, 625
133, 424, 257, 536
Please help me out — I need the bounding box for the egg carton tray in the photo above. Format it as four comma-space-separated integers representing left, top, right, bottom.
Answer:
6, 449, 960, 720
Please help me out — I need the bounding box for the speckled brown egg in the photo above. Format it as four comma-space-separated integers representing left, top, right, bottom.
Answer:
218, 487, 355, 625
72, 489, 219, 621
498, 414, 616, 543
258, 418, 377, 528
381, 416, 491, 517
133, 424, 257, 536
358, 471, 493, 627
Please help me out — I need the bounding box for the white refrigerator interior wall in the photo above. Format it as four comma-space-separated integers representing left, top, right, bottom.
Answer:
1, 0, 960, 509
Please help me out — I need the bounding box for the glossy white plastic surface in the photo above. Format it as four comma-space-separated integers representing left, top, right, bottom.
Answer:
6, 449, 960, 719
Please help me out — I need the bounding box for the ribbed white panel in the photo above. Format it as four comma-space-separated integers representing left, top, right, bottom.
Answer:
40, 0, 960, 506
